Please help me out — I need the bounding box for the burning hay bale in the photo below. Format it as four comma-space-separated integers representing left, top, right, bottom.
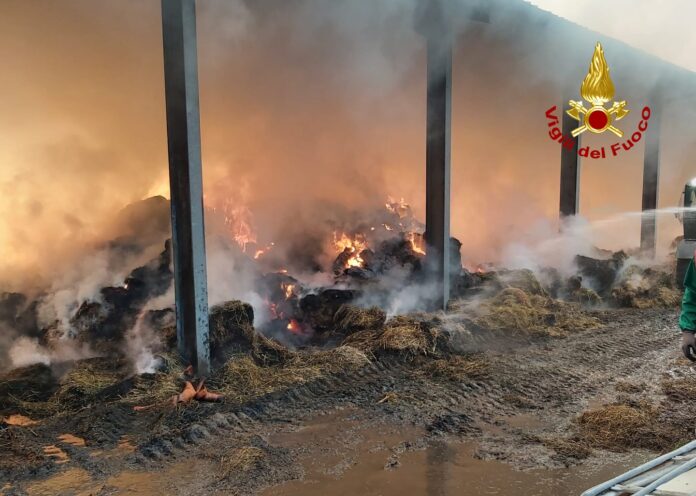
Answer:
611, 265, 681, 308
575, 402, 681, 452
332, 304, 386, 335
474, 287, 600, 336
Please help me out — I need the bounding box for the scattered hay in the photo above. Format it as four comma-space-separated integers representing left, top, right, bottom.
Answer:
215, 347, 369, 404
611, 265, 681, 308
540, 436, 591, 461
377, 392, 399, 404
219, 446, 265, 479
333, 305, 386, 334
475, 288, 600, 336
216, 357, 298, 403
290, 346, 371, 371
615, 381, 646, 394
576, 402, 681, 452
126, 352, 185, 405
421, 354, 490, 381
341, 330, 379, 353
54, 358, 128, 408
661, 378, 696, 403
377, 316, 431, 355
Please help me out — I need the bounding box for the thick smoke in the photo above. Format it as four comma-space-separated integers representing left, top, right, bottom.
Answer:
2, 1, 696, 368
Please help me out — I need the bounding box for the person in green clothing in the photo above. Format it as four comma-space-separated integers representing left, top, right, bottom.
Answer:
681, 255, 696, 361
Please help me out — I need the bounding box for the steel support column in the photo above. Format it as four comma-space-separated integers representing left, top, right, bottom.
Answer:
424, 33, 452, 310
559, 100, 581, 219
161, 0, 210, 375
640, 104, 661, 257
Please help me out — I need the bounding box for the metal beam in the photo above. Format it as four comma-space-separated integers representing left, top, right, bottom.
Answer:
161, 0, 210, 375
559, 100, 581, 219
640, 104, 661, 257
424, 31, 452, 310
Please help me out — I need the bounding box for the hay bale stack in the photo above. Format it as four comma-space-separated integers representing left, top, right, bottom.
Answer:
209, 300, 288, 364
333, 305, 386, 335
611, 265, 681, 308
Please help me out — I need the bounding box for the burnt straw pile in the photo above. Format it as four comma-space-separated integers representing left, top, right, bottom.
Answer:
0, 194, 684, 429
0, 235, 681, 424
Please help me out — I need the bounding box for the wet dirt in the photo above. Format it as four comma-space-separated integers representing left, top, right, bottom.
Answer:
1, 307, 690, 495
260, 409, 651, 496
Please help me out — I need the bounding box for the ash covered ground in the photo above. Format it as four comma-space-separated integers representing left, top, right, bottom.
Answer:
0, 197, 690, 495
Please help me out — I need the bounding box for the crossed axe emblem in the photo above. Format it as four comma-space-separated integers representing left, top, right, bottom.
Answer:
566, 100, 630, 137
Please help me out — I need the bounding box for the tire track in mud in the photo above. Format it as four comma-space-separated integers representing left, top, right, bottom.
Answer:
134, 310, 679, 464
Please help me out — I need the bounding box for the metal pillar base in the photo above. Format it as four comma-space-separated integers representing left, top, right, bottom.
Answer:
161, 0, 210, 375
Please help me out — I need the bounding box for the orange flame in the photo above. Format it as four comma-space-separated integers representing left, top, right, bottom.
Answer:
406, 232, 426, 255
254, 242, 274, 259
282, 283, 295, 299
385, 196, 411, 219
286, 319, 302, 334
333, 231, 368, 268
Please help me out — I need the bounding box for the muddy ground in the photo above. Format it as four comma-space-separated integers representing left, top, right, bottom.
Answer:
2, 307, 694, 495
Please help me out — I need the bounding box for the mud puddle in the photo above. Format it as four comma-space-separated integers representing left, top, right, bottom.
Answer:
262, 409, 651, 496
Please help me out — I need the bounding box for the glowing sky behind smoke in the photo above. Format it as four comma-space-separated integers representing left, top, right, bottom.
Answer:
1, 0, 696, 290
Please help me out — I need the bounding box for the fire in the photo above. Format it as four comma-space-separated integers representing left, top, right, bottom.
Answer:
385, 196, 411, 219
286, 319, 302, 334
333, 231, 368, 268
406, 232, 426, 255
282, 283, 295, 299
254, 242, 274, 259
